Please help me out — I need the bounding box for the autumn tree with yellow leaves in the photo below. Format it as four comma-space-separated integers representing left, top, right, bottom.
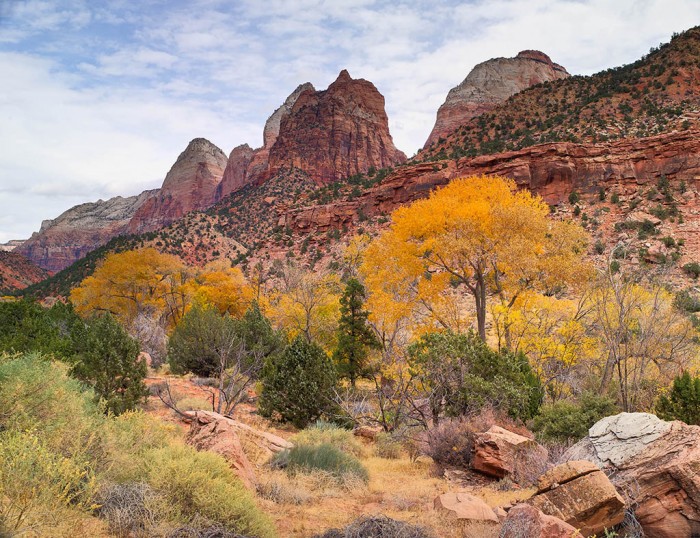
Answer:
70, 248, 190, 329
365, 175, 589, 341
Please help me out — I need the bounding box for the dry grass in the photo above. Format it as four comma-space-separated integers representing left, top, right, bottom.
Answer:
142, 376, 539, 538
254, 453, 529, 538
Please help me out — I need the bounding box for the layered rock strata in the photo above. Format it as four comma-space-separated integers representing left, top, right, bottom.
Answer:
424, 50, 569, 148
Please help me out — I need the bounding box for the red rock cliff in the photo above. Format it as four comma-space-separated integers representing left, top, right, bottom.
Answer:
128, 138, 228, 234
424, 50, 569, 148
16, 189, 157, 272
280, 129, 700, 232
264, 70, 407, 184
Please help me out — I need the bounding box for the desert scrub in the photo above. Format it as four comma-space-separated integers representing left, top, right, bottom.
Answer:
0, 430, 96, 536
374, 432, 405, 459
292, 420, 366, 457
147, 444, 276, 537
422, 419, 474, 469
99, 410, 176, 483
314, 515, 435, 538
274, 443, 369, 484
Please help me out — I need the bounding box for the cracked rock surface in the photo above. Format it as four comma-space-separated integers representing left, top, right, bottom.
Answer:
561, 413, 700, 538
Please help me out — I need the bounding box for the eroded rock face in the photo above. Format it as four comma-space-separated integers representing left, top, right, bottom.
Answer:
242, 83, 316, 193
561, 413, 700, 538
500, 504, 578, 538
530, 460, 625, 536
16, 190, 157, 272
424, 50, 569, 148
433, 492, 499, 523
128, 138, 228, 234
185, 411, 258, 489
471, 425, 548, 484
217, 143, 255, 200
265, 70, 406, 184
281, 128, 700, 236
0, 251, 48, 291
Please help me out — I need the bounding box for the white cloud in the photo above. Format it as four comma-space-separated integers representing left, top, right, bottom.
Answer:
0, 0, 698, 242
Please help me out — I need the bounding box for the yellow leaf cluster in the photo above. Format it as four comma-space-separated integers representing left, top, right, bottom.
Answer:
70, 248, 254, 330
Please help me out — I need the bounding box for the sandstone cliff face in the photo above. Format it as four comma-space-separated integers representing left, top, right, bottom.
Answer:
217, 144, 255, 200
16, 190, 157, 272
0, 240, 25, 252
280, 129, 700, 233
237, 83, 316, 195
128, 138, 228, 234
424, 50, 569, 148
264, 70, 407, 184
0, 251, 48, 292
217, 84, 314, 199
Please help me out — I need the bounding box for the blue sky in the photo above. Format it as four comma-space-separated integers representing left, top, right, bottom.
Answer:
0, 0, 698, 243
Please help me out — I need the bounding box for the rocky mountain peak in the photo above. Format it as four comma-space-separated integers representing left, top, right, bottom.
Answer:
424, 51, 570, 148
262, 82, 315, 150
516, 50, 566, 72
265, 70, 406, 184
128, 139, 228, 234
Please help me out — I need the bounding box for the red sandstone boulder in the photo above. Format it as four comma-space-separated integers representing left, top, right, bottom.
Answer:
471, 425, 549, 484
185, 410, 257, 489
500, 504, 578, 538
530, 460, 625, 536
562, 412, 700, 538
433, 491, 499, 523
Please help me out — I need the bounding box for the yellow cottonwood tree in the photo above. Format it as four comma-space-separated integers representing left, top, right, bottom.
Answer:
589, 275, 698, 411
494, 292, 597, 401
71, 248, 190, 329
267, 263, 341, 350
186, 260, 253, 317
382, 175, 588, 340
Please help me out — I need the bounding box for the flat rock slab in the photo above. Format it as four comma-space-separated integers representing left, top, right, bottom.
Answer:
434, 492, 499, 523
532, 467, 625, 536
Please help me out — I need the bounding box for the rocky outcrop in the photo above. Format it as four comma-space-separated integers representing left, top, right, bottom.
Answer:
281, 128, 700, 235
0, 251, 48, 292
264, 70, 406, 185
562, 413, 700, 538
217, 143, 255, 200
16, 190, 157, 272
530, 460, 625, 536
185, 410, 292, 457
128, 138, 228, 234
471, 425, 548, 484
500, 504, 578, 538
424, 50, 569, 148
0, 240, 24, 252
185, 411, 258, 489
434, 492, 499, 523
236, 83, 316, 195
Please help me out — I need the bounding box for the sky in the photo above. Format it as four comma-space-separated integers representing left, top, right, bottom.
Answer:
0, 0, 698, 243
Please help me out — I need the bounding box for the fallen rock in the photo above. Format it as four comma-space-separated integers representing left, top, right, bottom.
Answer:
185, 410, 292, 456
434, 492, 499, 523
493, 506, 508, 522
500, 504, 578, 538
531, 460, 625, 536
561, 412, 700, 538
472, 425, 549, 483
185, 411, 257, 489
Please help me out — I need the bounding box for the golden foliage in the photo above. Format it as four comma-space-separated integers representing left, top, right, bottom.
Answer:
267, 263, 341, 350
71, 249, 253, 330
363, 175, 590, 341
